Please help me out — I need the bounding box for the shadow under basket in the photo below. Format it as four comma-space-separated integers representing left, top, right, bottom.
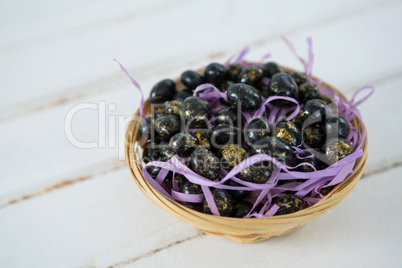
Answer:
125, 69, 369, 244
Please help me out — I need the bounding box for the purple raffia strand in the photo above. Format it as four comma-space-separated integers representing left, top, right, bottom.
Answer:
281, 36, 314, 80
261, 52, 271, 61
114, 59, 145, 119
233, 46, 250, 64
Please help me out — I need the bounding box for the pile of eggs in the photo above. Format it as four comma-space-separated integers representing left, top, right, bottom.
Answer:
139, 61, 353, 218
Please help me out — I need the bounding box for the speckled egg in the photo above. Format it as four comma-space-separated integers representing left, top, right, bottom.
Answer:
146, 165, 162, 179
174, 173, 188, 189
231, 200, 253, 218
325, 114, 351, 139
302, 123, 326, 149
322, 138, 353, 165
173, 89, 193, 101
203, 189, 234, 216
180, 70, 205, 89
194, 131, 211, 149
169, 132, 199, 157
159, 140, 175, 161
299, 82, 320, 103
180, 181, 203, 195
142, 142, 160, 163
219, 144, 247, 170
227, 180, 249, 200
244, 117, 271, 146
252, 136, 293, 162
290, 71, 308, 86
225, 63, 244, 82
138, 116, 155, 141
218, 80, 234, 92
164, 100, 182, 117
297, 99, 329, 127
210, 124, 241, 148
275, 194, 304, 215
320, 94, 335, 105
152, 105, 166, 118
150, 79, 176, 104
238, 160, 273, 184
274, 121, 301, 147
180, 96, 212, 128
296, 155, 324, 172
269, 73, 298, 106
259, 83, 270, 98
227, 83, 262, 111
215, 107, 238, 126
239, 65, 264, 87
155, 115, 181, 139
204, 62, 227, 86
262, 62, 286, 78
190, 147, 220, 180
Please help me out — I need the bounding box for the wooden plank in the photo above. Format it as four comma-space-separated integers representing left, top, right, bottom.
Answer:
0, 0, 390, 120
0, 168, 202, 268
1, 2, 402, 203
125, 166, 402, 268
0, 162, 400, 267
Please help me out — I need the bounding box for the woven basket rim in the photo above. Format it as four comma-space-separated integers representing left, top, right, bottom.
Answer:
124, 65, 368, 242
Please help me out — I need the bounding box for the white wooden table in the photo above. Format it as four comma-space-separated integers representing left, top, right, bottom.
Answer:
1, 1, 402, 267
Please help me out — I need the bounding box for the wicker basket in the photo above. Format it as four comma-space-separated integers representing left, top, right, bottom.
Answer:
125, 67, 368, 244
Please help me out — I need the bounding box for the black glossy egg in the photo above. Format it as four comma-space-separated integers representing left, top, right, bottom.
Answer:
150, 79, 176, 104
138, 117, 155, 141
290, 71, 308, 86
146, 165, 162, 179
239, 65, 264, 86
320, 95, 335, 105
219, 144, 247, 170
194, 131, 211, 149
227, 83, 262, 111
215, 107, 238, 126
299, 82, 320, 103
204, 62, 227, 86
274, 121, 301, 147
159, 140, 175, 161
275, 194, 304, 215
259, 83, 270, 98
180, 181, 203, 195
325, 114, 351, 139
190, 147, 220, 180
181, 70, 205, 90
231, 200, 253, 218
152, 105, 166, 119
142, 142, 161, 163
296, 155, 325, 172
210, 124, 241, 148
169, 132, 199, 157
218, 80, 234, 93
155, 115, 181, 139
269, 73, 298, 106
322, 138, 353, 165
173, 89, 193, 101
203, 189, 234, 216
238, 160, 273, 184
164, 100, 182, 117
244, 117, 271, 146
227, 180, 249, 200
225, 63, 244, 82
262, 62, 286, 78
174, 173, 188, 189
296, 99, 329, 127
302, 123, 326, 149
180, 96, 212, 128
252, 136, 293, 162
